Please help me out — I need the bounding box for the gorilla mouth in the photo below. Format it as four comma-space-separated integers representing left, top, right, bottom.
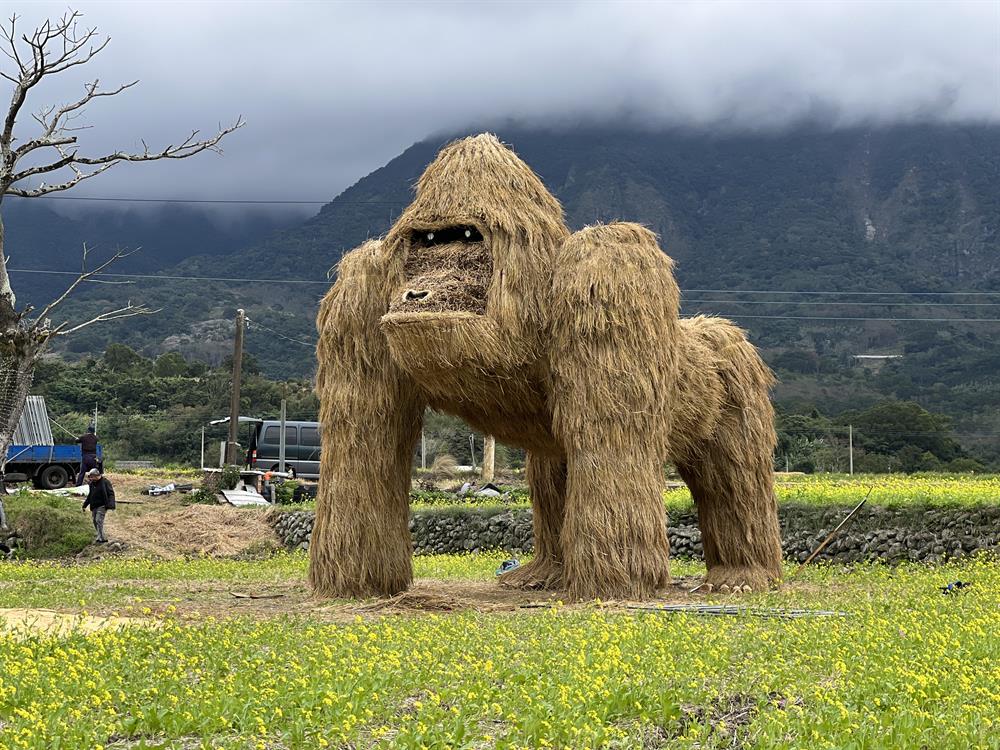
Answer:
387, 224, 493, 316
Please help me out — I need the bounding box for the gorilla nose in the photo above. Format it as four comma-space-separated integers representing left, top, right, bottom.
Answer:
405, 289, 432, 302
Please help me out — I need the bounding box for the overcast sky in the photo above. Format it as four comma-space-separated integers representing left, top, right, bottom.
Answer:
5, 0, 999, 205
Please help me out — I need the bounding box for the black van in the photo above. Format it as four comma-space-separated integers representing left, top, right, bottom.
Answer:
248, 420, 321, 479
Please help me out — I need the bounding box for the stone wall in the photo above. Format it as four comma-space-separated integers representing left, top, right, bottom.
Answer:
272, 505, 1000, 563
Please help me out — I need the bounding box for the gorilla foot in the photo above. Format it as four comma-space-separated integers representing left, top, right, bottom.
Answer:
695, 565, 776, 594
498, 556, 563, 590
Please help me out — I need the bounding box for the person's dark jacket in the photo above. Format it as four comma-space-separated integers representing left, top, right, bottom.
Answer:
83, 478, 116, 511
77, 433, 98, 455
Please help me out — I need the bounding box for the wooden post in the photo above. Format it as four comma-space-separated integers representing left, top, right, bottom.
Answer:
226, 309, 246, 465
481, 435, 496, 482
279, 399, 287, 474
849, 424, 854, 476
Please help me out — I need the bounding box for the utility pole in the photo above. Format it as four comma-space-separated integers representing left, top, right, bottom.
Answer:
469, 434, 477, 472
226, 309, 246, 465
420, 429, 426, 470
482, 435, 496, 482
849, 424, 854, 476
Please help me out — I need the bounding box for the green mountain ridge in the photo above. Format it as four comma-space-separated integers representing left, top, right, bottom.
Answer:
24, 123, 1000, 462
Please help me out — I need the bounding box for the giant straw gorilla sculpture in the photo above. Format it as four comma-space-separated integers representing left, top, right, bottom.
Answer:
310, 134, 783, 601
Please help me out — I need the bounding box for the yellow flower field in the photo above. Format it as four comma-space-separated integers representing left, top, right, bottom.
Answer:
658, 473, 1000, 513
0, 552, 998, 749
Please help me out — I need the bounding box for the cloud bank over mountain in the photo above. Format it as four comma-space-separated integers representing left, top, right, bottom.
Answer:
9, 1, 998, 200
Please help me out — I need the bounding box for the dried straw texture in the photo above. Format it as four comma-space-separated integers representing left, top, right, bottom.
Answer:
396, 240, 493, 314
312, 135, 782, 602
550, 223, 680, 600
498, 453, 566, 590
673, 316, 783, 590
383, 133, 569, 362
309, 240, 425, 598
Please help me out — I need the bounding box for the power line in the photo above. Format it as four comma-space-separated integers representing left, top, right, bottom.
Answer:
10, 268, 1000, 302
683, 299, 1000, 307
8, 268, 332, 285
685, 289, 1000, 297
8, 194, 401, 206
782, 428, 1000, 439
246, 319, 316, 348
714, 314, 1000, 323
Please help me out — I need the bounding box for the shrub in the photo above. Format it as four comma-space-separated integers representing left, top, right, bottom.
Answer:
186, 472, 222, 505
188, 487, 219, 505
6, 492, 93, 558
273, 480, 299, 505
220, 465, 241, 490
430, 453, 458, 477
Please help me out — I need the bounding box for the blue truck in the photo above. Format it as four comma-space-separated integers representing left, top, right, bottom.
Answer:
4, 443, 102, 490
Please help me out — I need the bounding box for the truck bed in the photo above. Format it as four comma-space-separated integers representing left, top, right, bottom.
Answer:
6, 444, 85, 464
5, 444, 103, 489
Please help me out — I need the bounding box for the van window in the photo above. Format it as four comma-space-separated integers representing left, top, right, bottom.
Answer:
301, 427, 320, 447
263, 426, 298, 445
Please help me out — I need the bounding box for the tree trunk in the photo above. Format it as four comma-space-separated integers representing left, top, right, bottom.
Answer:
0, 212, 44, 479
0, 341, 40, 471
0, 332, 40, 529
0, 212, 17, 329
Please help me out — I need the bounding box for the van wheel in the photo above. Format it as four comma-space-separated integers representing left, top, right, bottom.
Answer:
39, 465, 70, 490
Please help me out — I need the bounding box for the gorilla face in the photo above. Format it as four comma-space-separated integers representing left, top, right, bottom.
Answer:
386, 225, 493, 317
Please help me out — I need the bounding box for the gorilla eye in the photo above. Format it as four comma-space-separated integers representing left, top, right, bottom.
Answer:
413, 226, 483, 247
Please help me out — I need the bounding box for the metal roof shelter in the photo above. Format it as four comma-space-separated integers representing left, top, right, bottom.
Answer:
13, 396, 54, 446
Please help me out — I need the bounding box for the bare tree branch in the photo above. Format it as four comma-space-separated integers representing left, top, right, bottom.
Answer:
7, 162, 116, 196
33, 243, 142, 323
1, 8, 239, 350
2, 10, 243, 200
50, 301, 158, 337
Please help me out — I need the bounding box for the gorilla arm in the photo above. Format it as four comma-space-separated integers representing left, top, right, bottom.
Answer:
309, 241, 425, 598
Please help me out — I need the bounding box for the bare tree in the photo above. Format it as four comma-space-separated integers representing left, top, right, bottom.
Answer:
0, 10, 243, 491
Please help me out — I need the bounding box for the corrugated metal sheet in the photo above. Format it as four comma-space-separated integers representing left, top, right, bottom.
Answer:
12, 396, 54, 446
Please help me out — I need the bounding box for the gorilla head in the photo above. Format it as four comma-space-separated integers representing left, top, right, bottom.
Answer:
380, 134, 569, 376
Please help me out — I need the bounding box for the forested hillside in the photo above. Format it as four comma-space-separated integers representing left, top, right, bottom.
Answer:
13, 123, 1000, 463
31, 346, 982, 472
2, 200, 302, 306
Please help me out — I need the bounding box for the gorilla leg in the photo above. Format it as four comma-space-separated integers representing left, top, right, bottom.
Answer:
560, 455, 671, 600
550, 223, 680, 600
309, 241, 424, 598
678, 416, 783, 593
675, 317, 783, 593
499, 452, 565, 589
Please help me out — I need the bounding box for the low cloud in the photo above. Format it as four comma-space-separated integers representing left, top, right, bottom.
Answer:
6, 1, 998, 202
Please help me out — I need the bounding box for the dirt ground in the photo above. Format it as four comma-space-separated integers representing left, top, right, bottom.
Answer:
63, 471, 283, 559
5, 574, 715, 634
4, 471, 758, 633
0, 608, 159, 635
105, 502, 280, 558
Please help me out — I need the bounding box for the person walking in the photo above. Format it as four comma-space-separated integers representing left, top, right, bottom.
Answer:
76, 425, 100, 486
82, 468, 115, 544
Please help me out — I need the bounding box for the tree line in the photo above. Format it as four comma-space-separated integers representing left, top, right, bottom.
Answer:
25, 344, 987, 474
